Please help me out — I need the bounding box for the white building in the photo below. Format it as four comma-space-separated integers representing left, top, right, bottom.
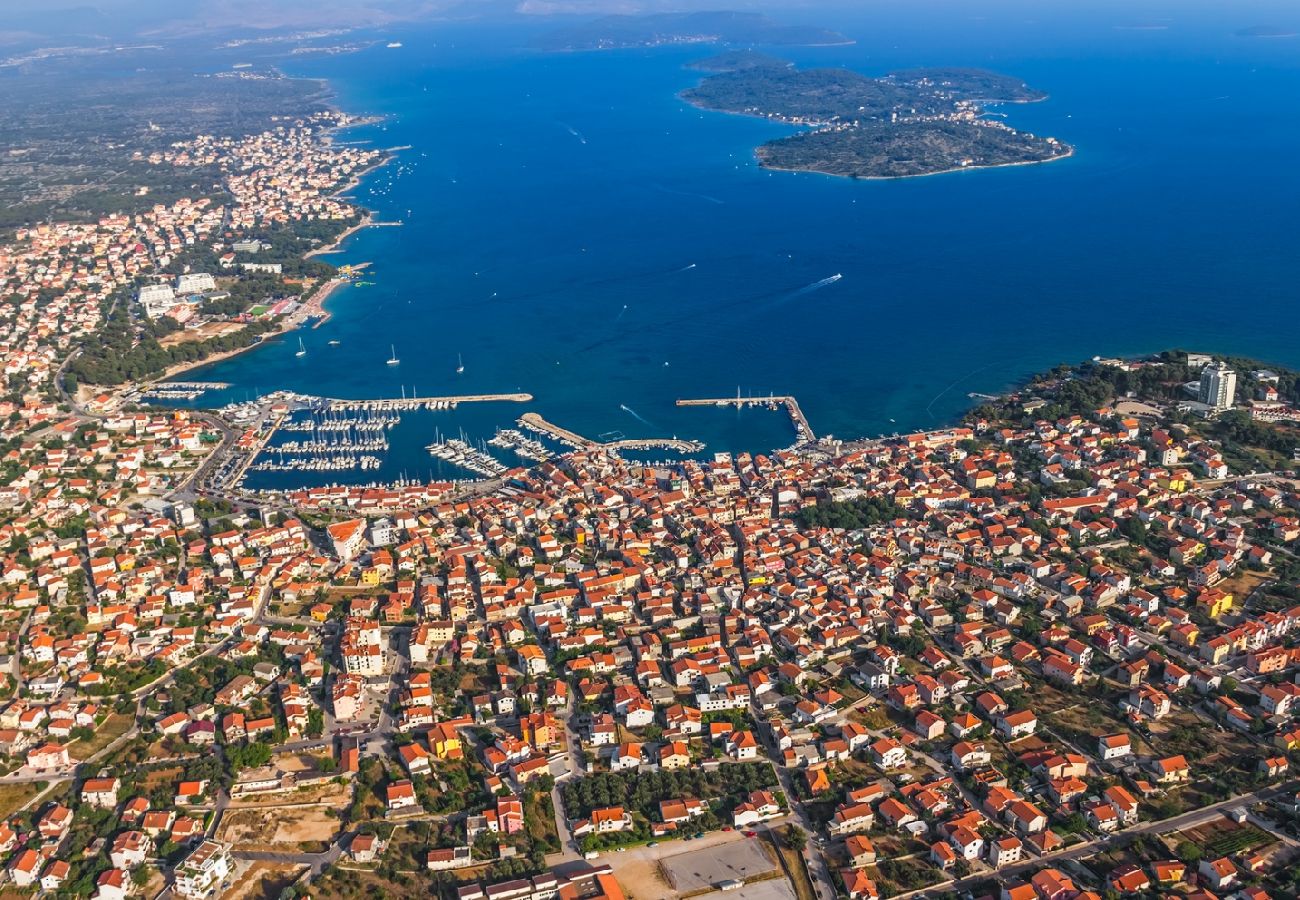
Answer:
138, 284, 177, 319
1199, 362, 1237, 410
175, 273, 216, 295
173, 840, 231, 898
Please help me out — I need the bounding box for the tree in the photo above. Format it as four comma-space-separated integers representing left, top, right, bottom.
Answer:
784, 824, 807, 851
1175, 840, 1202, 863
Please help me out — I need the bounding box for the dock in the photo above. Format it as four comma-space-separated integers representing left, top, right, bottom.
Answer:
518, 413, 596, 449
327, 393, 533, 412
519, 413, 705, 455
676, 393, 815, 444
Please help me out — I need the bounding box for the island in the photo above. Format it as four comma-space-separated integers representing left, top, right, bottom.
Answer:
681, 53, 1073, 179
537, 10, 851, 52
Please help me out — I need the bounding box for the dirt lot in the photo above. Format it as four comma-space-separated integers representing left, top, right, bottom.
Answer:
160, 321, 246, 346
217, 803, 342, 850
229, 780, 351, 808
226, 862, 307, 900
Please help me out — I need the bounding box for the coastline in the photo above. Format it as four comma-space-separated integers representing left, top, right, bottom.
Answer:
153, 116, 394, 385
157, 270, 354, 385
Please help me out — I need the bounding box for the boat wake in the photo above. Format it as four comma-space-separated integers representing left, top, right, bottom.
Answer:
675, 263, 697, 273
790, 273, 843, 297
620, 404, 653, 427
559, 122, 588, 144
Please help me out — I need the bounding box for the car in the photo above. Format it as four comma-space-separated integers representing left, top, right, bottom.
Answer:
744, 831, 757, 837
722, 826, 733, 832
683, 835, 693, 841
615, 847, 625, 853
694, 832, 705, 839
647, 841, 658, 847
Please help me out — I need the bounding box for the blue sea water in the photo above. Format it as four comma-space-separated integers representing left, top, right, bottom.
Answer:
182, 0, 1300, 489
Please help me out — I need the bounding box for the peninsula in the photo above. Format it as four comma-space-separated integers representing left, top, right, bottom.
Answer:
682, 53, 1072, 179
537, 10, 851, 52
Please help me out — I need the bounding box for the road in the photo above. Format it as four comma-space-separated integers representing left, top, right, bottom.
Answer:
889, 780, 1298, 899
545, 692, 587, 865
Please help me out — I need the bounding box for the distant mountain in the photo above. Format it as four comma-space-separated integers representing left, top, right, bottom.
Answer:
537, 11, 852, 52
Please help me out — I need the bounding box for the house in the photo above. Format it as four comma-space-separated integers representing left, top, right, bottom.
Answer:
1108, 864, 1150, 894
997, 710, 1037, 740
845, 834, 877, 867
26, 742, 70, 770
732, 790, 780, 828
659, 797, 705, 824
96, 868, 129, 900
174, 841, 232, 899
1098, 733, 1131, 761
573, 806, 632, 836
1147, 754, 1190, 783
829, 802, 875, 836
948, 825, 983, 860
110, 831, 153, 869
350, 833, 385, 862
81, 776, 121, 808
10, 849, 40, 888
987, 836, 1022, 867
840, 868, 879, 900
870, 737, 907, 769
1198, 857, 1237, 892
386, 779, 418, 811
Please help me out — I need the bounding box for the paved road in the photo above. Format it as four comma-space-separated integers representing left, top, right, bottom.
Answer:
889, 780, 1297, 899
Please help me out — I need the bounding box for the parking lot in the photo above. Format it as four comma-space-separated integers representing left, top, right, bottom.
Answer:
662, 839, 780, 895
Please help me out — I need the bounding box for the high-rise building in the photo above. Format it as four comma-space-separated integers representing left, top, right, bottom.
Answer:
1199, 362, 1237, 410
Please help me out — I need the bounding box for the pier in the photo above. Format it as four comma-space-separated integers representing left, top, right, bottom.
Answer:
518, 413, 597, 449
518, 413, 705, 455
327, 392, 533, 412
676, 393, 816, 444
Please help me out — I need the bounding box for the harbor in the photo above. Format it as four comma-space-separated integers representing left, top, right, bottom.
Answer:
517, 412, 705, 454
676, 392, 816, 445
426, 435, 509, 477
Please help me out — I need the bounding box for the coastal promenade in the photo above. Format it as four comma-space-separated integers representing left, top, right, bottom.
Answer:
677, 394, 815, 444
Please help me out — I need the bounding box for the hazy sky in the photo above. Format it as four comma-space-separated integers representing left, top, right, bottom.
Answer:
4, 0, 1299, 44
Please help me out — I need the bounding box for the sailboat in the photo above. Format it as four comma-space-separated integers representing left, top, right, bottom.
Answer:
386, 345, 400, 366
295, 338, 306, 357
456, 353, 465, 375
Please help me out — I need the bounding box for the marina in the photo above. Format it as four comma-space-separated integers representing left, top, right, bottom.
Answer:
677, 392, 816, 445
426, 435, 510, 477
518, 412, 706, 454
250, 454, 382, 472
488, 428, 554, 462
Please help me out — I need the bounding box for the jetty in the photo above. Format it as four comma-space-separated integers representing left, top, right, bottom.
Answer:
518, 413, 705, 454
518, 413, 596, 449
676, 393, 815, 444
328, 393, 532, 412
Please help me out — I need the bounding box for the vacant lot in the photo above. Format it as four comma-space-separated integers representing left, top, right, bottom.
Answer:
226, 862, 307, 900
71, 713, 135, 757
663, 839, 779, 894
218, 804, 341, 849
0, 782, 42, 819
230, 779, 351, 809
160, 321, 245, 346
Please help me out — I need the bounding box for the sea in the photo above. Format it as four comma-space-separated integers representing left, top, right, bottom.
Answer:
173, 0, 1300, 490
